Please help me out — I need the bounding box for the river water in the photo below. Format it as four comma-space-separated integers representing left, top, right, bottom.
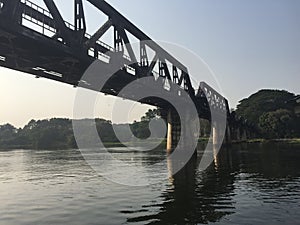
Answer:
0, 143, 299, 225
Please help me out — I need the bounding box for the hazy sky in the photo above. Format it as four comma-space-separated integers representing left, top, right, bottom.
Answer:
0, 0, 299, 127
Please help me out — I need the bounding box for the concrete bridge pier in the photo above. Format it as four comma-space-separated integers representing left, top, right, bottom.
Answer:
212, 119, 229, 146
166, 109, 181, 153
166, 110, 173, 153
212, 122, 221, 146
181, 112, 196, 150
212, 122, 222, 166
166, 109, 197, 153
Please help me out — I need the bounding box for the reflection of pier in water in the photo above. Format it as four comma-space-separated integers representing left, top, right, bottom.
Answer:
126, 145, 237, 224
125, 142, 300, 225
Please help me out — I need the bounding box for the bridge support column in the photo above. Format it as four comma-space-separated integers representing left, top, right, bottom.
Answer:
182, 113, 198, 152
166, 109, 181, 153
212, 122, 220, 146
166, 110, 173, 153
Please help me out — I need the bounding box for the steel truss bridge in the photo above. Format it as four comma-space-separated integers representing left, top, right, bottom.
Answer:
0, 0, 241, 149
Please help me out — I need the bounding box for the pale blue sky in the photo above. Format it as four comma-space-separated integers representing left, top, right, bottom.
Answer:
0, 0, 299, 127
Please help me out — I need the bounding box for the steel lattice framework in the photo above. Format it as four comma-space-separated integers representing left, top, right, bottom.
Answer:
0, 0, 229, 120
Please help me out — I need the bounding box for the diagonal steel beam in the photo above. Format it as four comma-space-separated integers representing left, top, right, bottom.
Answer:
43, 0, 71, 42
177, 71, 185, 86
160, 59, 171, 80
85, 18, 112, 47
140, 42, 149, 67
172, 66, 179, 83
117, 28, 137, 63
147, 54, 158, 76
86, 0, 188, 73
184, 72, 194, 94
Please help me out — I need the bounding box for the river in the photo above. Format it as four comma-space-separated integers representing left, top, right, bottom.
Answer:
0, 142, 299, 225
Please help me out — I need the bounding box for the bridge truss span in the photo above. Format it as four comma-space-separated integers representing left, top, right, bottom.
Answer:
0, 0, 196, 93
0, 0, 231, 129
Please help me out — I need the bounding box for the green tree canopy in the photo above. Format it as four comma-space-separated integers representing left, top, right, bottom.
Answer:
258, 109, 298, 138
236, 89, 295, 124
236, 89, 299, 138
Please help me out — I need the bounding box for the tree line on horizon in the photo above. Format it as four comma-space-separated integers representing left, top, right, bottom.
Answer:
0, 109, 164, 150
0, 89, 299, 150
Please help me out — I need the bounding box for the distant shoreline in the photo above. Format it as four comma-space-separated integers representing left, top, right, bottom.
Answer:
1, 138, 300, 151
231, 138, 300, 144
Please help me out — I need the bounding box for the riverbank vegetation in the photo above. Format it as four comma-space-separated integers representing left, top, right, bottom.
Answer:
232, 138, 300, 145
0, 109, 165, 150
0, 118, 153, 150
0, 89, 299, 150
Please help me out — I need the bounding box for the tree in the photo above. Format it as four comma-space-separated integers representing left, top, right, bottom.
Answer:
0, 124, 18, 148
141, 109, 159, 121
236, 89, 295, 124
0, 124, 17, 139
234, 89, 300, 139
258, 109, 298, 138
131, 109, 161, 139
130, 120, 151, 139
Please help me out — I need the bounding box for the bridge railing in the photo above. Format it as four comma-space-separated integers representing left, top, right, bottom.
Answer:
21, 0, 51, 18
21, 0, 56, 36
19, 0, 134, 63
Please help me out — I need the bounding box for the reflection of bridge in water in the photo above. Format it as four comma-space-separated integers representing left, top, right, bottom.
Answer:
0, 0, 252, 150
126, 146, 237, 224
125, 142, 300, 224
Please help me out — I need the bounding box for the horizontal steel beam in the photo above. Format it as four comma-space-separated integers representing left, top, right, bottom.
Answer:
21, 3, 56, 28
